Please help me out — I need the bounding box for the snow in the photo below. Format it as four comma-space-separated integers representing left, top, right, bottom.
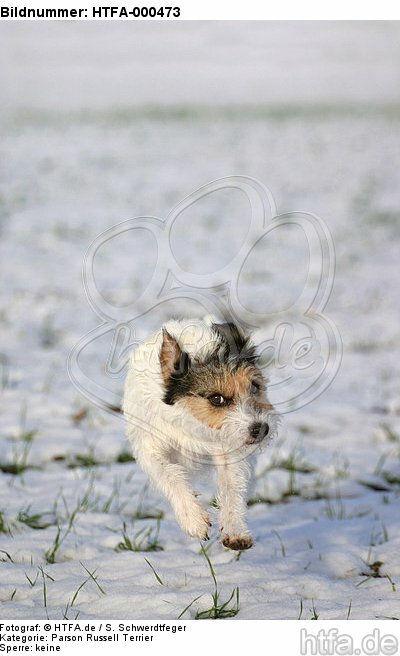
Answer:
0, 21, 400, 620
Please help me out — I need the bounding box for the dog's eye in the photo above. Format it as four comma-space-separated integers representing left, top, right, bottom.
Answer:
250, 381, 261, 395
208, 393, 229, 407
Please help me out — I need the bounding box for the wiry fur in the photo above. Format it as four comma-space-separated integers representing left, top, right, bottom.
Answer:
123, 316, 277, 550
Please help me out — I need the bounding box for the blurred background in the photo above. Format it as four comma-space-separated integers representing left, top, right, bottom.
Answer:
1, 21, 399, 411
0, 20, 400, 621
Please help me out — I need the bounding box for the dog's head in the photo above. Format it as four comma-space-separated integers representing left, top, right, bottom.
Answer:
159, 321, 275, 449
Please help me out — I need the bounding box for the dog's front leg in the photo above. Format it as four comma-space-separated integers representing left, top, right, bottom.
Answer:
134, 437, 211, 540
214, 455, 253, 550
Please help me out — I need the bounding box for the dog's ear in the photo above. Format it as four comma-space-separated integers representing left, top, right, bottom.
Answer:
212, 321, 257, 364
159, 329, 191, 384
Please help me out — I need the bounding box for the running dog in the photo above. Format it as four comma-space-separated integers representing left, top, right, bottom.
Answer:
123, 317, 276, 550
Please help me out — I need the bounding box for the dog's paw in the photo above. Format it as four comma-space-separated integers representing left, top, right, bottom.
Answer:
221, 533, 254, 551
177, 504, 211, 541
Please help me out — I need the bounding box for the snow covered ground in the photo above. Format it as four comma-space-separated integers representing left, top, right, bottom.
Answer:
0, 21, 400, 620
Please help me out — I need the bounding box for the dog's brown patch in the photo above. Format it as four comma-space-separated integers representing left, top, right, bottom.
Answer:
159, 329, 181, 383
180, 395, 229, 429
180, 364, 272, 430
159, 323, 274, 422
160, 330, 192, 406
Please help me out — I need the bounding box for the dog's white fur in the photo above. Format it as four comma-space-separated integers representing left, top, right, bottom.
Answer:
122, 316, 275, 549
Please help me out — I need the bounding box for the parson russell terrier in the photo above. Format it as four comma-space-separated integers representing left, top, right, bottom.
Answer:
122, 316, 277, 550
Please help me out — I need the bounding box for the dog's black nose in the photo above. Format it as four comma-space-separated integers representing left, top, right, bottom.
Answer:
248, 422, 269, 443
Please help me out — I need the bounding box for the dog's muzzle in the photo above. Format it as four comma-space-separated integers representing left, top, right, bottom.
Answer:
247, 421, 270, 444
